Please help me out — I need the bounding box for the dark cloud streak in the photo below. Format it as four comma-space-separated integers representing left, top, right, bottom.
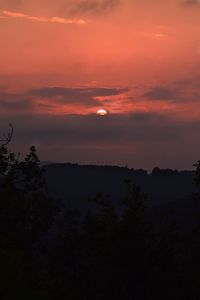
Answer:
29, 86, 128, 106
30, 87, 128, 97
0, 92, 33, 111
70, 0, 120, 15
0, 112, 185, 144
0, 112, 199, 169
143, 87, 177, 101
0, 86, 128, 113
182, 0, 200, 6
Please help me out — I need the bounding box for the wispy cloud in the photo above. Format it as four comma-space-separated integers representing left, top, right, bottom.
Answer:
70, 0, 120, 16
143, 87, 177, 101
29, 87, 128, 98
1, 10, 86, 24
182, 0, 200, 6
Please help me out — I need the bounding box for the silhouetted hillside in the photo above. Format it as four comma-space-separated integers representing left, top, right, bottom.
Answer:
44, 163, 197, 229
1, 144, 200, 299
44, 163, 195, 205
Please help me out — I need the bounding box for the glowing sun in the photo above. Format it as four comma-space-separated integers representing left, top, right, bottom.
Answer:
96, 109, 108, 116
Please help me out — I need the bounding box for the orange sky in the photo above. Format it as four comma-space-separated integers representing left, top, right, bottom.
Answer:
1, 0, 200, 109
1, 0, 200, 169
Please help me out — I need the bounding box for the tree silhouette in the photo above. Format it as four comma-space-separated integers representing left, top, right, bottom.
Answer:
2, 124, 200, 299
0, 126, 59, 299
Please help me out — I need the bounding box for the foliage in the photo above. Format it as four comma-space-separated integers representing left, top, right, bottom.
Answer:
1, 126, 200, 299
0, 129, 59, 299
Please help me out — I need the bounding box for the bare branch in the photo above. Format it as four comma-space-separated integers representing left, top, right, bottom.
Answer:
0, 123, 14, 147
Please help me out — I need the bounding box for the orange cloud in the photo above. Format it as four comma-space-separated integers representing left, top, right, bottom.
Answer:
50, 16, 86, 25
1, 10, 86, 25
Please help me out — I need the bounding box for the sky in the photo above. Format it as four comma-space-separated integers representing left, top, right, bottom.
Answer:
1, 0, 200, 170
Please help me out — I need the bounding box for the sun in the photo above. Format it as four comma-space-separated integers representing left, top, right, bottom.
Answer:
96, 109, 108, 116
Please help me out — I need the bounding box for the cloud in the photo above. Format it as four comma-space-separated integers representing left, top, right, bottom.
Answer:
1, 112, 199, 170
0, 0, 24, 8
0, 86, 128, 115
143, 87, 177, 101
70, 0, 120, 15
50, 16, 86, 24
1, 10, 86, 24
182, 0, 200, 5
0, 89, 99, 112
0, 112, 180, 145
30, 87, 128, 97
0, 92, 33, 112
0, 0, 120, 18
29, 86, 128, 107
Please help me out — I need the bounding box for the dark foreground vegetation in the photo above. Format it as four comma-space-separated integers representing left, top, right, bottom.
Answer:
1, 131, 200, 299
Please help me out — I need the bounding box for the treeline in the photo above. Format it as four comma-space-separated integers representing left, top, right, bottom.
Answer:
1, 141, 200, 299
46, 162, 191, 176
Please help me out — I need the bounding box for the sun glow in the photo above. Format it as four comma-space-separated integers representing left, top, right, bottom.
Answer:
96, 109, 108, 116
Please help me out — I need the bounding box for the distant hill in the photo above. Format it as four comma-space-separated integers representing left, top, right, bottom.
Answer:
43, 163, 195, 205
43, 163, 198, 229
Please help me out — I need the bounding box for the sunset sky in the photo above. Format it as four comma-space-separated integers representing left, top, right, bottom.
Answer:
1, 0, 200, 170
